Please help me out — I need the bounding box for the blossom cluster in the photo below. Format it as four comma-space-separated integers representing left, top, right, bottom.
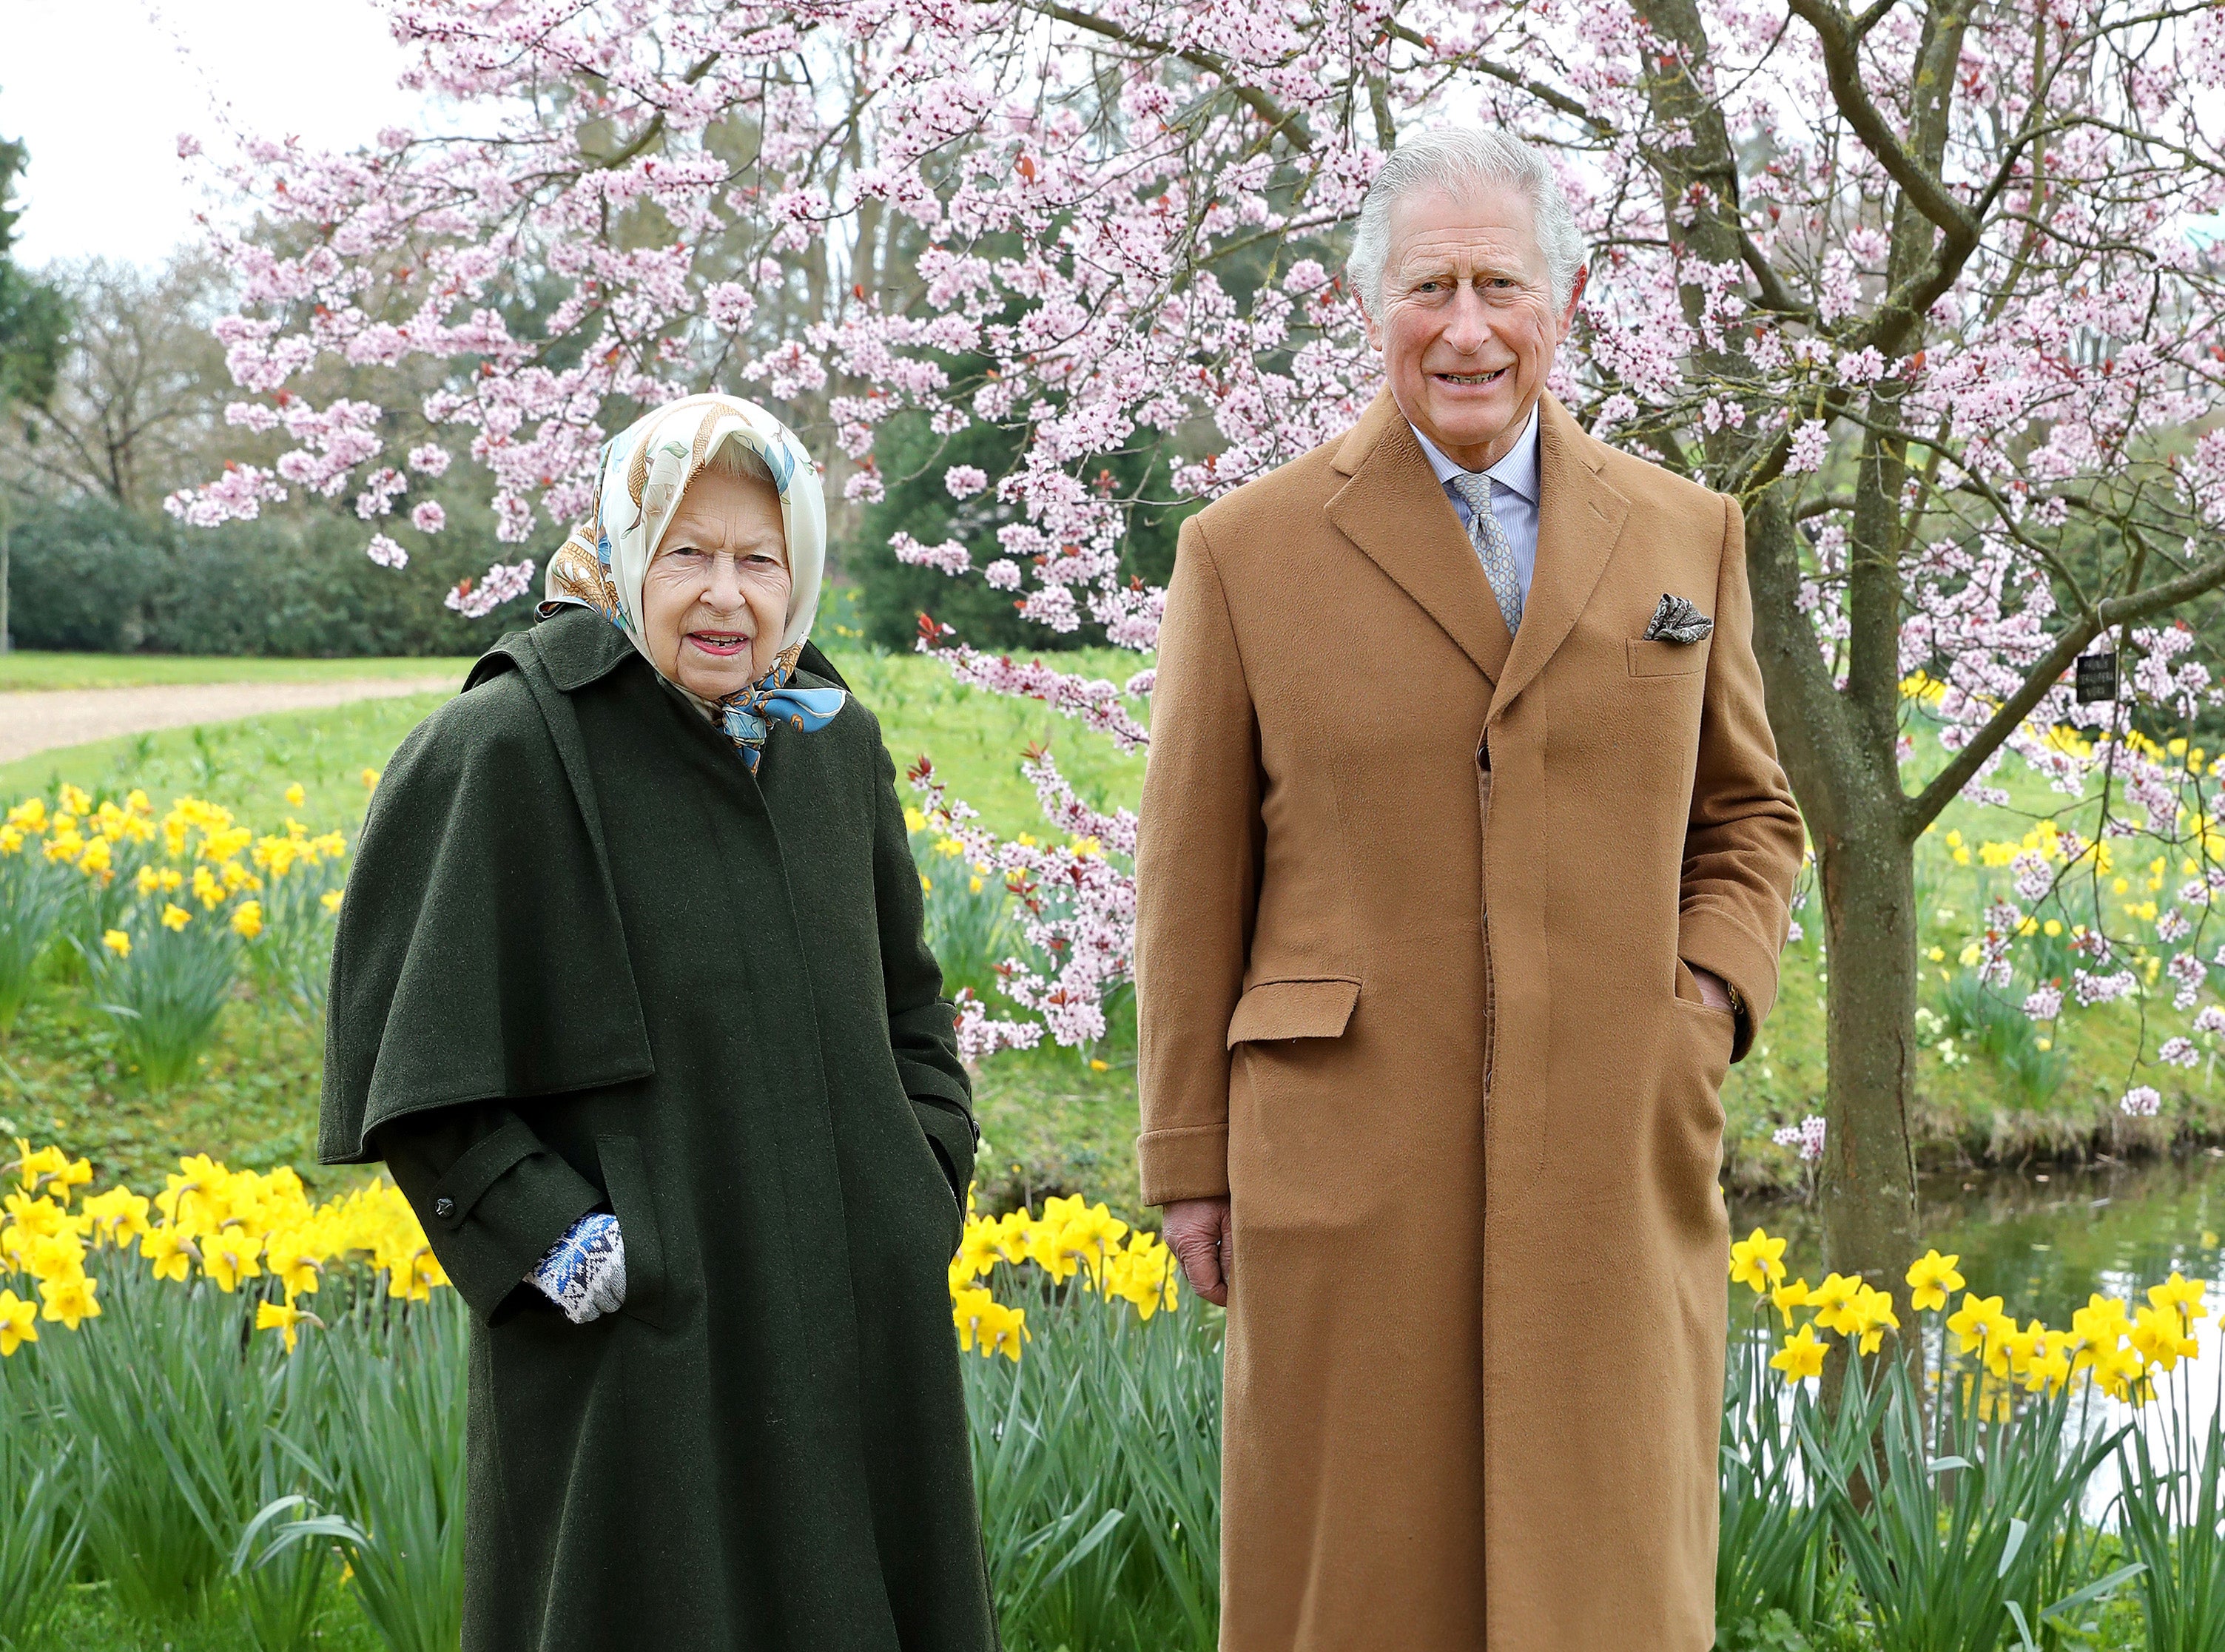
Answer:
166, 0, 2225, 1073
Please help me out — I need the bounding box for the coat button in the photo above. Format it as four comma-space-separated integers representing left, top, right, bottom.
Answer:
434, 1197, 455, 1218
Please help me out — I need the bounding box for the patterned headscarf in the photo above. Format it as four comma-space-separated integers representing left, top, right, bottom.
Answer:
543, 393, 846, 770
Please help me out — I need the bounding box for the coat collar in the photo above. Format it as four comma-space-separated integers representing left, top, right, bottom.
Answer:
1326, 391, 1515, 685
471, 607, 851, 698
1324, 390, 1629, 710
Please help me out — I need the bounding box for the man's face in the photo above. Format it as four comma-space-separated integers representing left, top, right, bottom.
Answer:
1361, 183, 1585, 473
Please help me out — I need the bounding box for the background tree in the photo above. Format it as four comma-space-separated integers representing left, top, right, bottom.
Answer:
0, 118, 70, 652
175, 0, 2225, 1283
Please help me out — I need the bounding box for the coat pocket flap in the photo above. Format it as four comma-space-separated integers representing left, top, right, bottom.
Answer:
1225, 977, 1361, 1048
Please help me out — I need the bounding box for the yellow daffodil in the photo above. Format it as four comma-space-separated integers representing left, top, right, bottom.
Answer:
1768, 1278, 1811, 1328
102, 928, 131, 957
903, 806, 929, 834
283, 783, 306, 806
361, 768, 381, 789
0, 1289, 37, 1355
1808, 1273, 1863, 1338
255, 1298, 323, 1353
201, 1233, 264, 1293
320, 888, 345, 914
81, 1187, 150, 1245
1852, 1284, 1902, 1355
1905, 1250, 1965, 1313
1947, 1292, 2009, 1357
2147, 1272, 2209, 1329
952, 1287, 1029, 1361
142, 1224, 192, 1276
2070, 1295, 2132, 1372
230, 901, 264, 940
2131, 1304, 2198, 1374
1770, 1324, 1828, 1383
38, 1273, 100, 1329
1729, 1228, 1788, 1294
161, 903, 192, 931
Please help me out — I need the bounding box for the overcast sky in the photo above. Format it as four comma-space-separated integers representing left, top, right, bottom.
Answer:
1, 0, 425, 269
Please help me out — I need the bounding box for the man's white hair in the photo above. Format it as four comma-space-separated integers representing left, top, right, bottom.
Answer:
1348, 128, 1587, 316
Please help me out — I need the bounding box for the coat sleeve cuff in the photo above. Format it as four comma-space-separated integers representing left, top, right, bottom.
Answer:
425, 1131, 603, 1324
1679, 913, 1782, 1062
1137, 1122, 1230, 1207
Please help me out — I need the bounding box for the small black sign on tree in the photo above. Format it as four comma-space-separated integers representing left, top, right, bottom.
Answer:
2075, 651, 2119, 704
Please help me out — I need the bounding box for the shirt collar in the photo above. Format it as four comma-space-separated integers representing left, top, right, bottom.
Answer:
1410, 401, 1541, 505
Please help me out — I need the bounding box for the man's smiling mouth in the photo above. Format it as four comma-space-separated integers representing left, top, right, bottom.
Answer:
1434, 367, 1509, 386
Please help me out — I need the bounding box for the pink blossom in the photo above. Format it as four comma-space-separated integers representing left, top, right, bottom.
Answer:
366, 535, 409, 570
445, 559, 536, 618
411, 501, 448, 533
1773, 1116, 1827, 1162
2120, 1085, 2163, 1118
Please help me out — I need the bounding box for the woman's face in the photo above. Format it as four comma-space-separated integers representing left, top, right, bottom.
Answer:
641, 466, 792, 698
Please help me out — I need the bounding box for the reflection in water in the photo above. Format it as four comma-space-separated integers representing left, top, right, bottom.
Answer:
1727, 1148, 2225, 1324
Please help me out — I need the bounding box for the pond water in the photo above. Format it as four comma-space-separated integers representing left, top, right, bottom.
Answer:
1727, 1147, 2225, 1324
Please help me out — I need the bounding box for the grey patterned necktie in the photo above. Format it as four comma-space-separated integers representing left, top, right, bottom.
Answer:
1448, 472, 1524, 637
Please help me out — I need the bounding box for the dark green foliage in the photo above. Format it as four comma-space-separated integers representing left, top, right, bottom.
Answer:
0, 125, 68, 411
850, 407, 1192, 653
5, 495, 536, 656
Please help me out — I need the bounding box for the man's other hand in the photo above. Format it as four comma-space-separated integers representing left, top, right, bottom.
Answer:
1690, 965, 1734, 1014
1162, 1196, 1233, 1307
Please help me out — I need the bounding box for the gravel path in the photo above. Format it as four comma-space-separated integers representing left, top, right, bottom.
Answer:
0, 676, 459, 765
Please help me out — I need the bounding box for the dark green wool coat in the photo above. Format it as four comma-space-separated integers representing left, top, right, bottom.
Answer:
320, 606, 997, 1652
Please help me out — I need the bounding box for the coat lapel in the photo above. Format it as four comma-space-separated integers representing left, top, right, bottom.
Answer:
1324, 391, 1514, 686
1492, 394, 1629, 716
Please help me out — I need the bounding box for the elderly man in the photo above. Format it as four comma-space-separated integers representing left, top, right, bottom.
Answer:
1134, 128, 1805, 1650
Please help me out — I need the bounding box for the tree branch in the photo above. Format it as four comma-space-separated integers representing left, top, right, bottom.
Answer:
1783, 0, 1978, 252
1903, 546, 2225, 832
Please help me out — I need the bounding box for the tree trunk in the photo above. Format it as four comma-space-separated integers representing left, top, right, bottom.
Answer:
1816, 819, 1921, 1290
0, 490, 11, 654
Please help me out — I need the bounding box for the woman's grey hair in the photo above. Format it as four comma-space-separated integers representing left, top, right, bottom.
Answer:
1348, 128, 1587, 316
701, 434, 777, 488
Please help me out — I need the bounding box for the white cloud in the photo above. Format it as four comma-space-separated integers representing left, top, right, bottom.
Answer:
1, 0, 428, 268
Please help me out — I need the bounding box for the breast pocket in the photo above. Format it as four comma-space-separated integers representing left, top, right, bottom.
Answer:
1626, 637, 1711, 678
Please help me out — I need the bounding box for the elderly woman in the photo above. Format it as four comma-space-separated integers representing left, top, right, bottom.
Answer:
319, 394, 997, 1651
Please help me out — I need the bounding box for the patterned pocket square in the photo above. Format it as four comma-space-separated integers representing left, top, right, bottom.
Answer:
1642, 593, 1714, 644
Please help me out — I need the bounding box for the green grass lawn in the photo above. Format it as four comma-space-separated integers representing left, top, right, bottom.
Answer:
0, 641, 2215, 1224
0, 651, 474, 692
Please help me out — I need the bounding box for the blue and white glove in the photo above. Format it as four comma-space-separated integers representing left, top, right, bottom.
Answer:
526, 1212, 626, 1324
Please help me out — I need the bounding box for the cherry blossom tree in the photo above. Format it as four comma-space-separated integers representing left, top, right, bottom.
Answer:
173, 0, 2225, 1286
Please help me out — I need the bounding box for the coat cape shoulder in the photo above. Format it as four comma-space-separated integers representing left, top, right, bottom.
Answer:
319, 613, 863, 1165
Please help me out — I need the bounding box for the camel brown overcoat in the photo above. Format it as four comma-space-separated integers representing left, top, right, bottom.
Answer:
1134, 390, 1805, 1652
